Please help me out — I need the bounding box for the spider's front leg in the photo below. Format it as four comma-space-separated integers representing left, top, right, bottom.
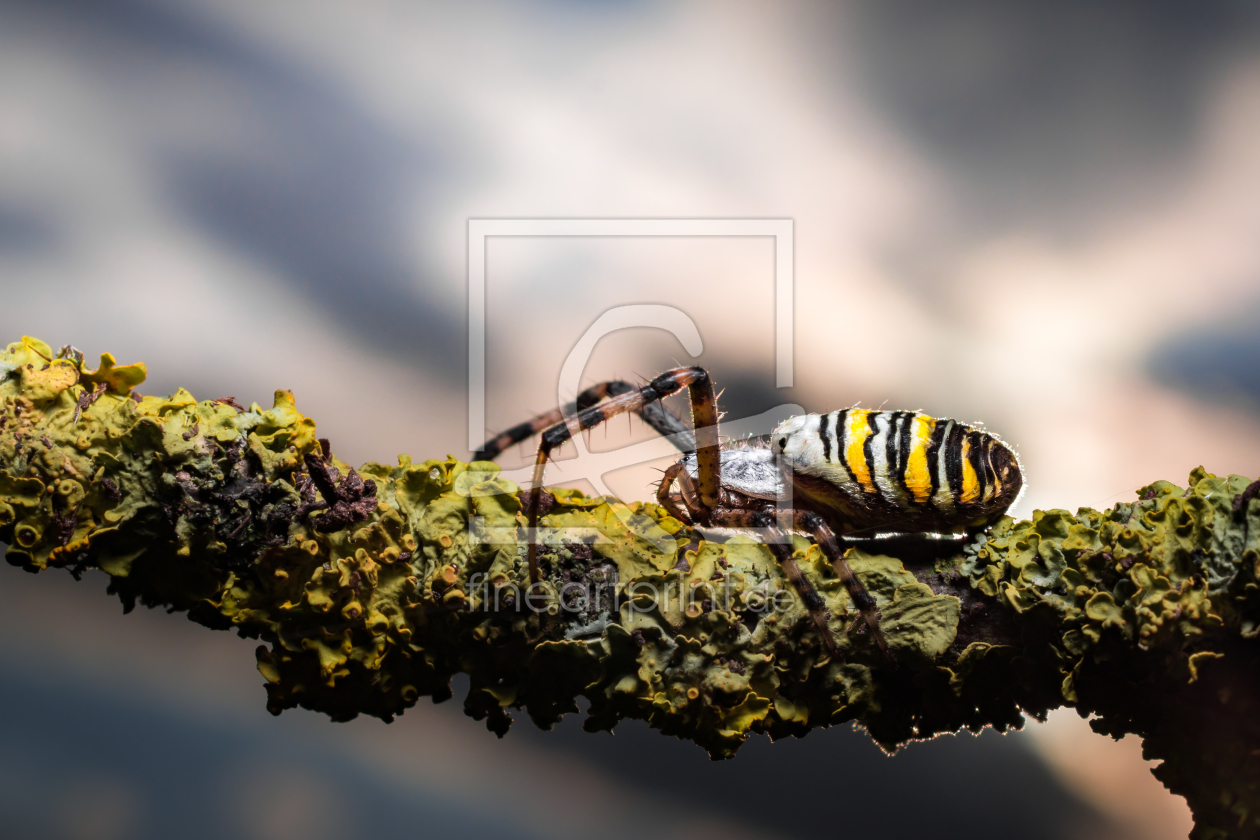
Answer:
655, 460, 702, 525
523, 367, 722, 584
475, 380, 697, 462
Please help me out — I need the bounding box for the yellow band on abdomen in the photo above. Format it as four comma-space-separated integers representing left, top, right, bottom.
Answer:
903, 414, 935, 503
844, 409, 876, 494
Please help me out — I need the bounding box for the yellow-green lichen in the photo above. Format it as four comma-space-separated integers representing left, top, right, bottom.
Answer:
0, 336, 964, 757
958, 472, 1260, 840
5, 336, 1260, 840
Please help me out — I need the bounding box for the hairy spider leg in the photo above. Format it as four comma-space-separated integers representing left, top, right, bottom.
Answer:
790, 510, 892, 660
707, 508, 840, 658
525, 367, 721, 583
655, 455, 892, 660
655, 461, 695, 524
475, 380, 697, 462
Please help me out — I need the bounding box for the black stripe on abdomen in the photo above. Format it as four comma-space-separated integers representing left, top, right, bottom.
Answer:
834, 408, 853, 478
944, 422, 966, 502
884, 411, 900, 474
926, 418, 948, 504
982, 435, 999, 497
818, 411, 832, 462
889, 411, 913, 499
967, 430, 987, 502
862, 411, 883, 499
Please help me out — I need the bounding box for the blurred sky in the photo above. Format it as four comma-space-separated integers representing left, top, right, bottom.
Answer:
4, 0, 1260, 837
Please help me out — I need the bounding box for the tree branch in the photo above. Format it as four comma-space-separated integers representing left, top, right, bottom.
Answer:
2, 335, 1258, 839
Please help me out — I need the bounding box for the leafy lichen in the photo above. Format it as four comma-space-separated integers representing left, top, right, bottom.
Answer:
4, 335, 1260, 839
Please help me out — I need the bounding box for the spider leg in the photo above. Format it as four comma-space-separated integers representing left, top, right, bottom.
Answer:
791, 511, 893, 662
475, 380, 697, 462
656, 462, 694, 524
675, 465, 705, 521
524, 367, 722, 584
708, 508, 840, 659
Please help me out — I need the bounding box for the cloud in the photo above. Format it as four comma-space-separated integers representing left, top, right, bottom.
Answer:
3, 0, 464, 377
819, 0, 1260, 233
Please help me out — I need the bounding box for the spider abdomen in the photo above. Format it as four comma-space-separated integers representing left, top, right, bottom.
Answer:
775, 408, 1023, 534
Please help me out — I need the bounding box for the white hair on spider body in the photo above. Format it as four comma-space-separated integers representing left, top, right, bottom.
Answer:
680, 447, 782, 501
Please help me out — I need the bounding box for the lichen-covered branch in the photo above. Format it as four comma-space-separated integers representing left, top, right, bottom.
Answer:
3, 335, 1260, 839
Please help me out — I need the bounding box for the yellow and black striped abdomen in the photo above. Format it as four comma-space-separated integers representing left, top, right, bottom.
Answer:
774, 408, 1022, 533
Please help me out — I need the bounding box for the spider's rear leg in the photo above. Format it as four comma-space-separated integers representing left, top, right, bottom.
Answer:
791, 511, 892, 662
709, 508, 840, 658
523, 367, 722, 584
707, 508, 892, 662
475, 380, 697, 462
